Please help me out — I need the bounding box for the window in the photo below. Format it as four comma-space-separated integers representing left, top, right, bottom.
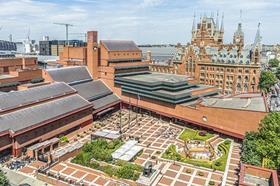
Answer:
202, 116, 208, 122
237, 83, 241, 92
3, 66, 8, 73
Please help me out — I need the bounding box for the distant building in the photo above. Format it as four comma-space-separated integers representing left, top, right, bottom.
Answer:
0, 40, 17, 57
150, 13, 262, 95
39, 40, 86, 56
0, 57, 42, 92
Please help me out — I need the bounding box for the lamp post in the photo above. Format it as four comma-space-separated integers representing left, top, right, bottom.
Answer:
136, 94, 139, 125
119, 103, 122, 134
128, 97, 131, 129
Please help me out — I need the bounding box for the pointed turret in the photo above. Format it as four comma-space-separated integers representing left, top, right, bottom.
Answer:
192, 12, 196, 32
233, 10, 245, 49
220, 12, 224, 33
251, 23, 262, 64
215, 11, 219, 31
253, 22, 262, 48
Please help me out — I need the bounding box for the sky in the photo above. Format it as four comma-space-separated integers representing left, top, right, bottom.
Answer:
0, 0, 279, 44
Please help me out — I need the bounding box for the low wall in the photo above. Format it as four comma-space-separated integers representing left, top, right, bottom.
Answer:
37, 173, 69, 186
239, 164, 279, 186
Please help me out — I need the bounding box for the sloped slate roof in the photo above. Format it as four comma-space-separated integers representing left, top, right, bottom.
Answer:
46, 66, 92, 85
0, 95, 91, 133
71, 80, 120, 109
0, 82, 76, 112
92, 94, 120, 110
101, 40, 140, 51
72, 80, 112, 102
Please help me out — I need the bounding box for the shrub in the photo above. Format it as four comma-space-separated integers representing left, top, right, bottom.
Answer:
0, 170, 9, 186
224, 140, 231, 145
72, 139, 143, 181
198, 171, 204, 176
59, 136, 69, 143
186, 169, 192, 173
156, 151, 161, 154
215, 161, 222, 166
89, 161, 100, 169
151, 156, 156, 159
198, 131, 207, 136
102, 165, 115, 177
209, 180, 215, 185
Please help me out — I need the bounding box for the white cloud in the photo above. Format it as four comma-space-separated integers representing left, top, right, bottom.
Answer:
141, 0, 165, 7
0, 0, 279, 44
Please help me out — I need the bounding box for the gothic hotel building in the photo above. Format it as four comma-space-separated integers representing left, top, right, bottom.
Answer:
150, 13, 261, 95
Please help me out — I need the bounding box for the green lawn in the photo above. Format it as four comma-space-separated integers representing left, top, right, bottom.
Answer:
179, 128, 214, 141
162, 140, 231, 171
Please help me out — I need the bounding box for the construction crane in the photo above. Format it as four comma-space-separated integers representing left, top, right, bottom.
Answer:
53, 22, 74, 45
69, 33, 87, 42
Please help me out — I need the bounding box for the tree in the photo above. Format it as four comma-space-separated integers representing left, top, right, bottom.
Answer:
241, 112, 280, 170
268, 58, 280, 68
0, 170, 9, 186
259, 71, 277, 93
275, 67, 280, 80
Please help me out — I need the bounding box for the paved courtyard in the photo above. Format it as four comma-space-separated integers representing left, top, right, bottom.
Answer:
14, 110, 242, 186
47, 161, 129, 186
103, 111, 241, 186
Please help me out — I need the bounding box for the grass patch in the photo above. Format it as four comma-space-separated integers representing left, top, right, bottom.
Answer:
162, 140, 231, 171
179, 128, 214, 141
71, 139, 143, 181
212, 140, 231, 171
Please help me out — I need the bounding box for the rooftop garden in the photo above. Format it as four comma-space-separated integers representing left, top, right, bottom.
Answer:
162, 140, 231, 171
71, 139, 143, 181
179, 128, 214, 141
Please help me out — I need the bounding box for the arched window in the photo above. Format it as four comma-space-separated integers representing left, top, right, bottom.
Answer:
252, 77, 256, 84
244, 84, 248, 92
237, 83, 241, 92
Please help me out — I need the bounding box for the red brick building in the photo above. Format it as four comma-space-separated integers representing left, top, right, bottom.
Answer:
0, 57, 43, 92
80, 30, 268, 139
150, 14, 262, 95
0, 82, 93, 157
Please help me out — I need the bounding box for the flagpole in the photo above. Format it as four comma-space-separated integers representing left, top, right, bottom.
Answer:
136, 94, 139, 125
128, 97, 131, 129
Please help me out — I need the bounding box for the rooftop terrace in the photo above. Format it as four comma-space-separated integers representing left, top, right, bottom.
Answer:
201, 94, 267, 112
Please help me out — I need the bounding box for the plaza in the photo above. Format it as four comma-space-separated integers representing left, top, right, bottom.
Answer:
7, 109, 242, 186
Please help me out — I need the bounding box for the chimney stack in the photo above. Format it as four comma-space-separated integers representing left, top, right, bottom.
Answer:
87, 31, 99, 79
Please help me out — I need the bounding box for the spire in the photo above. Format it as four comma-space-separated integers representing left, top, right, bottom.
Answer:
253, 22, 262, 47
220, 12, 224, 32
192, 12, 196, 32
215, 11, 219, 31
